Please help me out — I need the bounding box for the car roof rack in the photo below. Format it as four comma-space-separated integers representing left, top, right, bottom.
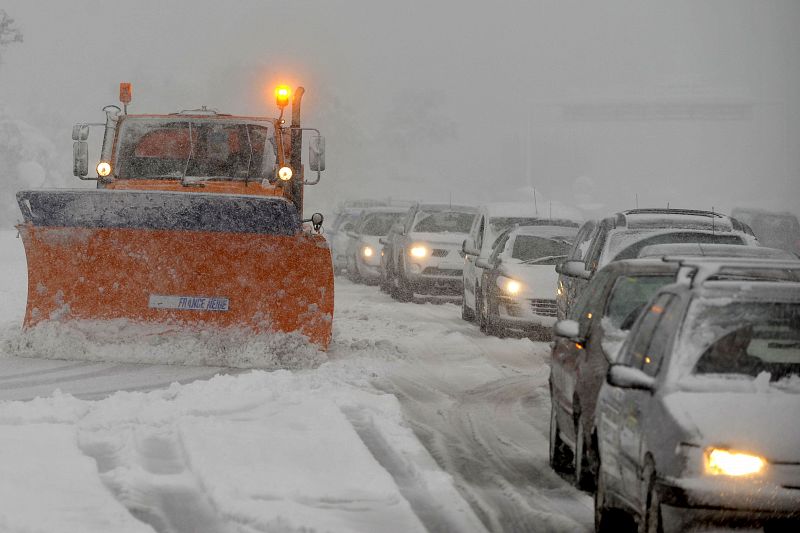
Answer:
661, 256, 800, 287
621, 208, 726, 218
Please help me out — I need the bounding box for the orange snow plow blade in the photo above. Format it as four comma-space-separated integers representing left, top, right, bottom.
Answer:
17, 189, 333, 349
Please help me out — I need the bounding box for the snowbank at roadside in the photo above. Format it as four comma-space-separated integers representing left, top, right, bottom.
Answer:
0, 365, 481, 532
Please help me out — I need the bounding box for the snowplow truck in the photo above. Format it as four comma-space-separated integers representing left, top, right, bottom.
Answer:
16, 83, 334, 349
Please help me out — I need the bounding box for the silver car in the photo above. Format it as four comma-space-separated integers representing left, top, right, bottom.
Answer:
595, 258, 800, 533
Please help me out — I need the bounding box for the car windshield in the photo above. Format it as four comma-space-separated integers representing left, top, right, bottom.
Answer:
610, 231, 745, 262
511, 236, 572, 263
412, 211, 475, 233
688, 300, 800, 381
488, 217, 547, 236
115, 118, 276, 180
359, 213, 405, 236
605, 275, 674, 330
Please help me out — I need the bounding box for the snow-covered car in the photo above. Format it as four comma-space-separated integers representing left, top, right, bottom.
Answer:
329, 208, 365, 273
344, 207, 408, 283
462, 202, 583, 323
555, 208, 758, 321
385, 203, 477, 301
549, 259, 682, 490
474, 223, 579, 337
594, 258, 800, 533
731, 207, 800, 257
637, 242, 797, 260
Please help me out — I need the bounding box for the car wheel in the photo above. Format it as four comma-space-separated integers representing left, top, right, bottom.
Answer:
476, 291, 487, 333
573, 415, 597, 491
549, 396, 571, 473
461, 288, 475, 322
594, 462, 627, 533
639, 462, 663, 533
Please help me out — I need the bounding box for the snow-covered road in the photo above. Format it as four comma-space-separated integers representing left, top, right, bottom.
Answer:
0, 230, 591, 532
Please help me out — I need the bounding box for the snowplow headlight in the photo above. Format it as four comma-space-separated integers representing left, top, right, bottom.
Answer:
278, 166, 293, 181
705, 448, 766, 477
410, 245, 429, 258
275, 85, 290, 108
96, 161, 112, 177
362, 246, 374, 258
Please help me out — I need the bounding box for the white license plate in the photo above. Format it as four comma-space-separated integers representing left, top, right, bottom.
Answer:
148, 295, 230, 311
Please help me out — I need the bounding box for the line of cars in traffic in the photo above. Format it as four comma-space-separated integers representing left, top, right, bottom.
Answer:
547, 209, 800, 532
330, 200, 800, 531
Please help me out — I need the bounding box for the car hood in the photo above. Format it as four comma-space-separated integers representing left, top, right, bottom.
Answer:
663, 391, 800, 462
499, 263, 559, 299
407, 232, 468, 246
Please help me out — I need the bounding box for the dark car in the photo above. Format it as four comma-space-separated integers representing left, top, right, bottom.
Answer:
549, 259, 681, 490
555, 208, 758, 320
476, 223, 578, 338
594, 258, 800, 533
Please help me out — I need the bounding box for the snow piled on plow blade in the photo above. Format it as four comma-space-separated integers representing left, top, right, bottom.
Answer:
2, 320, 327, 369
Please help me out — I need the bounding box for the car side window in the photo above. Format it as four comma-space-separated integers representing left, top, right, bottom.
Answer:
569, 271, 611, 333
403, 208, 416, 234
490, 233, 511, 263
584, 224, 609, 271
622, 294, 676, 377
475, 216, 485, 250
568, 221, 597, 261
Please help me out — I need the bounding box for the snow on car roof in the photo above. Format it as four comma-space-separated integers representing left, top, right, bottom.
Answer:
637, 243, 794, 260
484, 202, 583, 221
416, 203, 477, 212
621, 211, 735, 231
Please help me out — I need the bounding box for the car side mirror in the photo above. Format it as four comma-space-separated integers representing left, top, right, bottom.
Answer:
462, 239, 480, 257
606, 365, 654, 391
346, 230, 357, 238
560, 260, 592, 280
379, 237, 388, 245
554, 319, 580, 339
475, 258, 493, 269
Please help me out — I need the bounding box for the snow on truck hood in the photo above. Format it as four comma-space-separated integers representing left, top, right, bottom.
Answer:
663, 389, 800, 461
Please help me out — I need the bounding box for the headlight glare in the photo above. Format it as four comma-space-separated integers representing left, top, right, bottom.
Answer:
409, 245, 428, 258
96, 161, 112, 177
497, 276, 523, 295
705, 448, 766, 477
362, 246, 374, 258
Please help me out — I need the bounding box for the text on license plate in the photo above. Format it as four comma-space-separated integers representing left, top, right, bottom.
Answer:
148, 295, 230, 311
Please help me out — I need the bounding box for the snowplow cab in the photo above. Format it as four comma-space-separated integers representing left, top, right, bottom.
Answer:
17, 84, 334, 350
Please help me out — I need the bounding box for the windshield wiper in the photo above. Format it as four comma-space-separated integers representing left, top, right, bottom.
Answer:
522, 255, 566, 265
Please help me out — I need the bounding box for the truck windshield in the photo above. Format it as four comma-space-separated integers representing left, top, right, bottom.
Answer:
114, 118, 277, 180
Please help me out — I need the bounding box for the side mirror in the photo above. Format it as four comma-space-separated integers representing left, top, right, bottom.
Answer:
72, 124, 89, 141
73, 142, 89, 177
553, 319, 580, 339
346, 230, 358, 238
309, 135, 325, 172
606, 365, 654, 391
560, 260, 592, 280
475, 258, 493, 270
379, 237, 388, 245
462, 239, 480, 257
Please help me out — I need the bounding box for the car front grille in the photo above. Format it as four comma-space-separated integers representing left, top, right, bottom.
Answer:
422, 267, 462, 277
431, 249, 449, 257
531, 299, 557, 317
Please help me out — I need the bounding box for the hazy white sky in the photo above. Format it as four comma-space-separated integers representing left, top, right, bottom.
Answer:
2, 0, 798, 216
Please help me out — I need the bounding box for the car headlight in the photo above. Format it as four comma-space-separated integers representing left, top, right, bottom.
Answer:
362, 246, 374, 258
705, 448, 766, 477
497, 276, 523, 295
409, 245, 429, 258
